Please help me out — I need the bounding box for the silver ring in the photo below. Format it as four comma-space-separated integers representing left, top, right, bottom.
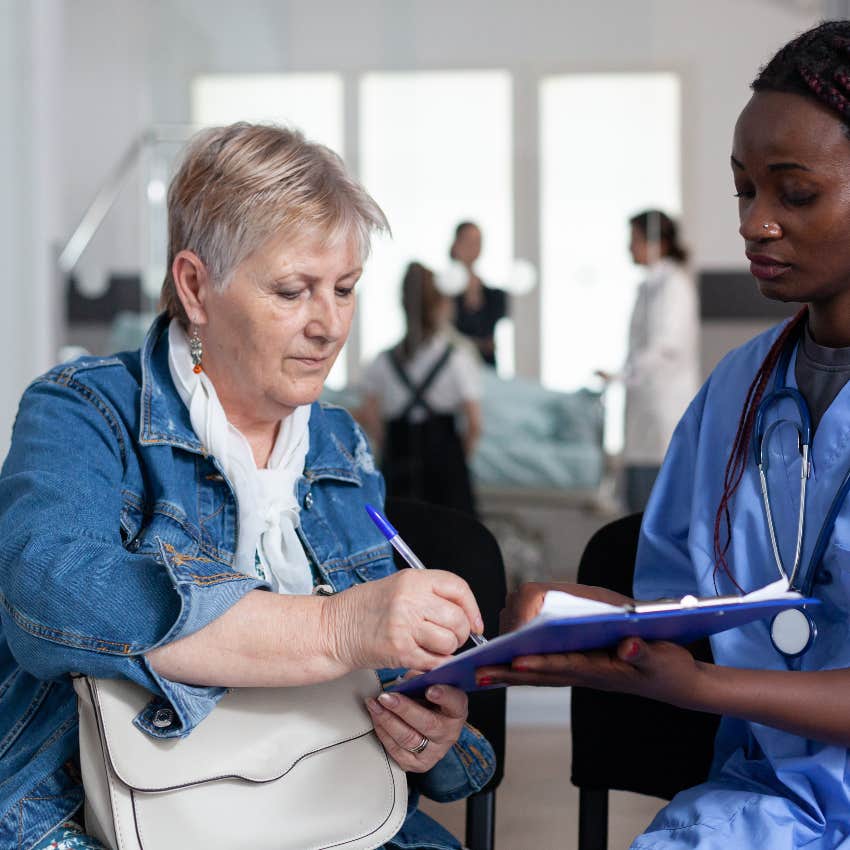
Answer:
406, 735, 429, 754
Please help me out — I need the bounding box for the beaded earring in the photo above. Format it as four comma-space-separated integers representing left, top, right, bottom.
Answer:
189, 325, 203, 374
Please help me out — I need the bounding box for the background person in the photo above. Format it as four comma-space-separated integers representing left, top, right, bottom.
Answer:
450, 221, 508, 368
479, 21, 850, 850
359, 261, 481, 516
597, 209, 700, 512
0, 123, 494, 850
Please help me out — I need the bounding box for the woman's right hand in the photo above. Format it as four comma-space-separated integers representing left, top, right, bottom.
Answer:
323, 570, 484, 672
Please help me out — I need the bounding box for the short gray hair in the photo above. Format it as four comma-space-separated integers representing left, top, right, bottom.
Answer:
160, 122, 389, 324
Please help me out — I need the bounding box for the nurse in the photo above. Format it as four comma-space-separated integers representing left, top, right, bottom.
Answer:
478, 20, 850, 849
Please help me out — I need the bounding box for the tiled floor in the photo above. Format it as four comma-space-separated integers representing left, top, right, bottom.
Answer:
419, 687, 665, 850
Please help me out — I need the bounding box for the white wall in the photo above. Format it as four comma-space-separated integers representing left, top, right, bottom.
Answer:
0, 0, 65, 458
133, 0, 815, 271
63, 0, 819, 355
61, 0, 152, 294
1, 0, 822, 457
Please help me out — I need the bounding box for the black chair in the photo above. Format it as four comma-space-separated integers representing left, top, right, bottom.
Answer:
386, 498, 507, 850
570, 513, 721, 850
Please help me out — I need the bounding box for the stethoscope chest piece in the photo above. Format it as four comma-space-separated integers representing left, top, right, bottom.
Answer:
770, 607, 816, 657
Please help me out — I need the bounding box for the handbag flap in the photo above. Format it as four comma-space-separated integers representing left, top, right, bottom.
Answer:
84, 669, 383, 792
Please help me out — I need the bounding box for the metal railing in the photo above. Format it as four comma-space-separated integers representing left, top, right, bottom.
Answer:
57, 124, 195, 276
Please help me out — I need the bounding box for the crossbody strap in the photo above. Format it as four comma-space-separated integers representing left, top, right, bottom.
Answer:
389, 344, 455, 421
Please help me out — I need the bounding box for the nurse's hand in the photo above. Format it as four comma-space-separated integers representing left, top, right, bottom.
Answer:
475, 637, 707, 710
479, 582, 704, 706
365, 684, 467, 773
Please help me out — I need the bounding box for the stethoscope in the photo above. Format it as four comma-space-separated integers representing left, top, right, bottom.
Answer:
753, 328, 850, 657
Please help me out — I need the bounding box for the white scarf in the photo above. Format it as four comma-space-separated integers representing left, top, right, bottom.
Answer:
167, 319, 313, 595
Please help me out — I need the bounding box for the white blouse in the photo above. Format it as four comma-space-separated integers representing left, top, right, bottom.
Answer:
362, 331, 481, 424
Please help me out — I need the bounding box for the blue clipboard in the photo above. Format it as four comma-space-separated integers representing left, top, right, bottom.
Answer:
389, 596, 821, 695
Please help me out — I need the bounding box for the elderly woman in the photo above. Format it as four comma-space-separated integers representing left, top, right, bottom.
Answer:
0, 124, 494, 850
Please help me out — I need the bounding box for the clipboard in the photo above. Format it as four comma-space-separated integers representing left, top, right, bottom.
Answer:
389, 595, 821, 695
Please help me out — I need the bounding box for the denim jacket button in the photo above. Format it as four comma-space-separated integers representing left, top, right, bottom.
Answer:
152, 708, 174, 728
304, 491, 314, 510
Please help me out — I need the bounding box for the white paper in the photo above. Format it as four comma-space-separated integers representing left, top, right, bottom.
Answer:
633, 577, 799, 613
537, 591, 628, 619
536, 579, 800, 620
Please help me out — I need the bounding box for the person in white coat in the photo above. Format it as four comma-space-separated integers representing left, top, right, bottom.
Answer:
600, 210, 700, 512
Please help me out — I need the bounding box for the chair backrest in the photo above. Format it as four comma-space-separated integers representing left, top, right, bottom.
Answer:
385, 498, 507, 791
571, 513, 720, 801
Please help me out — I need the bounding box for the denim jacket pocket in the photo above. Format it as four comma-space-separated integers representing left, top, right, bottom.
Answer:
124, 499, 205, 559
350, 548, 396, 584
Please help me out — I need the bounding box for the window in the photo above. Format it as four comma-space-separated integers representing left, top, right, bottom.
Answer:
358, 71, 513, 371
540, 72, 681, 450
191, 73, 344, 152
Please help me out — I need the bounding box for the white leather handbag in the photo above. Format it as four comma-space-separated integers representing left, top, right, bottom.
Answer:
73, 669, 407, 850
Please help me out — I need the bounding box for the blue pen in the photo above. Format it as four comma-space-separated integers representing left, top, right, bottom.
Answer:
365, 504, 488, 647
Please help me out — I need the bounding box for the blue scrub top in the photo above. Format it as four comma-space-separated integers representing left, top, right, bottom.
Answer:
632, 321, 850, 849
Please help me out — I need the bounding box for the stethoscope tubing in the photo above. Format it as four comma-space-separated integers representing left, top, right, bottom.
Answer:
754, 329, 850, 599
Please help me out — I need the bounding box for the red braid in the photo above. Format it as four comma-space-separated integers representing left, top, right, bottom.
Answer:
712, 308, 808, 591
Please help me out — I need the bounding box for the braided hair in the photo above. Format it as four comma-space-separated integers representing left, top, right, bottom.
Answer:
713, 21, 850, 589
753, 20, 850, 129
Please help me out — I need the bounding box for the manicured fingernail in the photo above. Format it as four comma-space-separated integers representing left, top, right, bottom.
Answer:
427, 686, 444, 700
478, 676, 494, 687
476, 617, 485, 633
378, 692, 398, 708
625, 639, 640, 659
513, 661, 530, 671
366, 698, 383, 714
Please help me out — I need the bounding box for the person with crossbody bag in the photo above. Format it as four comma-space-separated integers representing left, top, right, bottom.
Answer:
0, 124, 495, 850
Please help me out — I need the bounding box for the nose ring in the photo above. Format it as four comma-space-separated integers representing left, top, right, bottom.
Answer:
763, 223, 771, 230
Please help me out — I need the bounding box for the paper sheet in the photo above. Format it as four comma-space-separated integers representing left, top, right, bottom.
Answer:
537, 577, 799, 620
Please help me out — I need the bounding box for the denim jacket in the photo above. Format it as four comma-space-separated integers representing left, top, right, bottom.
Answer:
0, 315, 494, 850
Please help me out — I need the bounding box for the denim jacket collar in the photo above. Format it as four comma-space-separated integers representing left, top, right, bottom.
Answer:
138, 313, 361, 486
138, 314, 203, 453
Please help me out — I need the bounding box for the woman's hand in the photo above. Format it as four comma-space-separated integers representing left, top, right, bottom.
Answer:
324, 569, 484, 672
365, 685, 467, 773
476, 636, 708, 709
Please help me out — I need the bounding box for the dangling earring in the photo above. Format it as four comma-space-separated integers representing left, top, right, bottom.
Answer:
189, 324, 203, 374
